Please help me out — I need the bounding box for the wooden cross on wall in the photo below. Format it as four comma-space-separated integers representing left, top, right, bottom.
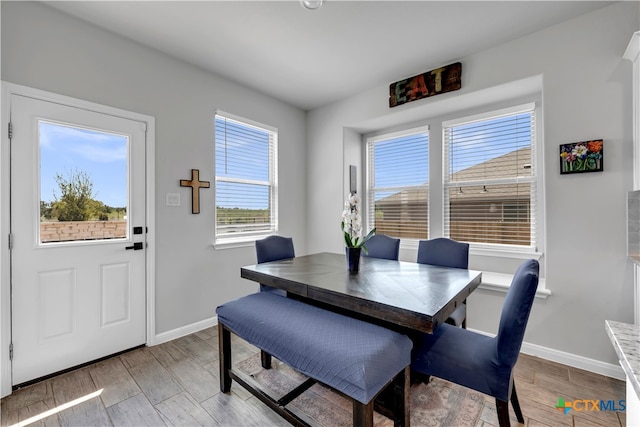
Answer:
180, 169, 210, 214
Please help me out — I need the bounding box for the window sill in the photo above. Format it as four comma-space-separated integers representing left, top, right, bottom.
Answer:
480, 271, 551, 299
213, 234, 274, 250
470, 246, 543, 260
400, 239, 543, 261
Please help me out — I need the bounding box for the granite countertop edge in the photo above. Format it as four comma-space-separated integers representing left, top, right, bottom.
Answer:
606, 319, 640, 398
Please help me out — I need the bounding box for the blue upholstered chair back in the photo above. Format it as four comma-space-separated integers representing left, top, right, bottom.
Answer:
495, 259, 539, 367
416, 238, 469, 327
256, 236, 295, 264
255, 236, 295, 295
363, 234, 400, 260
410, 258, 539, 425
417, 238, 469, 269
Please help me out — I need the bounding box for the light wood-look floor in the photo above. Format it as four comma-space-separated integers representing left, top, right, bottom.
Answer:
1, 326, 626, 427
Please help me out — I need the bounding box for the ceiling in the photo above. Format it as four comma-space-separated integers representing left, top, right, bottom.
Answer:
44, 1, 616, 111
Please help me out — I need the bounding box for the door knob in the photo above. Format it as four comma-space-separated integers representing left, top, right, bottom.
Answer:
125, 242, 144, 250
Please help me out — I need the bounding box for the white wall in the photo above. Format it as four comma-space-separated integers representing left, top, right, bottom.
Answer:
307, 2, 639, 366
2, 0, 638, 374
0, 2, 307, 336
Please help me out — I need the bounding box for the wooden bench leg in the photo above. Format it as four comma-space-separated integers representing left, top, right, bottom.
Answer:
261, 350, 272, 369
355, 366, 409, 427
353, 400, 374, 427
373, 366, 411, 426
218, 322, 232, 392
391, 366, 410, 427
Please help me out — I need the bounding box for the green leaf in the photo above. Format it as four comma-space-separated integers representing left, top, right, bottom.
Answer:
361, 228, 376, 244
343, 231, 353, 247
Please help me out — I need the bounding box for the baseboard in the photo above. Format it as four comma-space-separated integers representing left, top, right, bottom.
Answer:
467, 327, 625, 381
154, 318, 625, 381
153, 316, 218, 345
520, 341, 625, 381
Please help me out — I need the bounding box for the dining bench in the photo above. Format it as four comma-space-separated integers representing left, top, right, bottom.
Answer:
216, 291, 412, 427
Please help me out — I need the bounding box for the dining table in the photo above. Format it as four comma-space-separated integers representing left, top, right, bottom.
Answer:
240, 251, 483, 335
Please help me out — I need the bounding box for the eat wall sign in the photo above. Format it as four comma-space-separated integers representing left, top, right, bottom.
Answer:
389, 62, 461, 108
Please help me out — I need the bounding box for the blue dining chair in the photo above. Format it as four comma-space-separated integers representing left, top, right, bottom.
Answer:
255, 235, 295, 296
255, 235, 295, 369
417, 238, 469, 328
362, 234, 400, 260
411, 259, 539, 427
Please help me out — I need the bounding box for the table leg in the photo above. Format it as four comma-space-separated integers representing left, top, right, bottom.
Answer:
218, 323, 232, 392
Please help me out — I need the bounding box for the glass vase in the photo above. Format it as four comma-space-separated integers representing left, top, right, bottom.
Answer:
346, 247, 361, 273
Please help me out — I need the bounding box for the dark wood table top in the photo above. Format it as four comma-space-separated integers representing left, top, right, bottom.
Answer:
241, 252, 482, 334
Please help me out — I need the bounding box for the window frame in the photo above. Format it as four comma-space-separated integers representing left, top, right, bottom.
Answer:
362, 91, 546, 295
365, 125, 430, 241
442, 102, 538, 252
213, 110, 278, 248
364, 100, 544, 258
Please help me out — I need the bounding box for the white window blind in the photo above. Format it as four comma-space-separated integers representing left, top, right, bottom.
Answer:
367, 127, 429, 239
443, 104, 536, 248
215, 112, 277, 242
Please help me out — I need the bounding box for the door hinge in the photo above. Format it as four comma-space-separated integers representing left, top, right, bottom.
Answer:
8, 233, 13, 250
8, 122, 12, 140
9, 343, 13, 361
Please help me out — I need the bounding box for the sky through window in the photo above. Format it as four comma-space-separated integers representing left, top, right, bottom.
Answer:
39, 121, 128, 208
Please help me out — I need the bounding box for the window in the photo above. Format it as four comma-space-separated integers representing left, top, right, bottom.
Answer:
214, 111, 277, 244
443, 103, 536, 249
366, 127, 429, 239
39, 121, 128, 243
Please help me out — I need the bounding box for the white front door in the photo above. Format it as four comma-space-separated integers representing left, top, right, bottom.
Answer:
10, 94, 147, 385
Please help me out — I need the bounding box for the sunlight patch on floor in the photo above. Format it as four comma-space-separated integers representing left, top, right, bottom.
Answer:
9, 388, 103, 427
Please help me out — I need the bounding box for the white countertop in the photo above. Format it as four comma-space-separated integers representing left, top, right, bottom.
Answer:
606, 320, 640, 398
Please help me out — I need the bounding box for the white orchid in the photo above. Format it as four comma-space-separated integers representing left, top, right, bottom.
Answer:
341, 192, 375, 252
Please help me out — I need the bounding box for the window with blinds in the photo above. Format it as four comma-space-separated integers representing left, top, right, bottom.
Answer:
367, 127, 429, 240
214, 112, 277, 242
443, 103, 536, 248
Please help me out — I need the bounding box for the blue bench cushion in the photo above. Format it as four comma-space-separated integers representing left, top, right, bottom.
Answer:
216, 292, 412, 404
